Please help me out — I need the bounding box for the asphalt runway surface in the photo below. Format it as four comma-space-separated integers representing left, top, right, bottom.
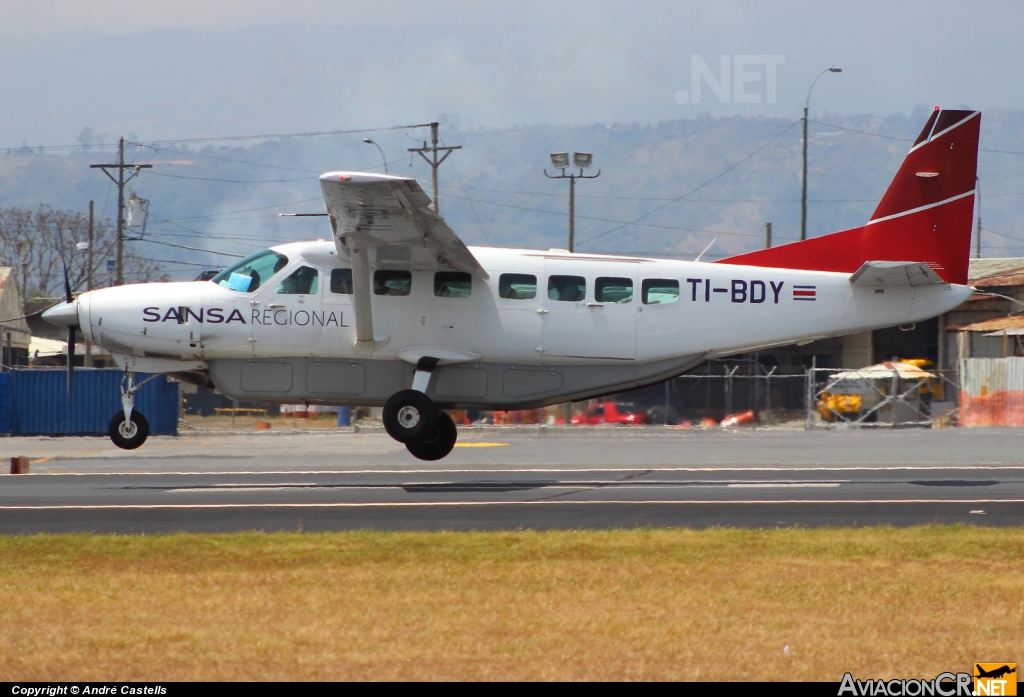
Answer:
2, 426, 1023, 532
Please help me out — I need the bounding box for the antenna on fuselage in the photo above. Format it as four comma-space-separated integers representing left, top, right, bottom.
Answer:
695, 238, 717, 263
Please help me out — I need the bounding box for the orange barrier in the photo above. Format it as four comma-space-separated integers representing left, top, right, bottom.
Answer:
720, 410, 756, 427
959, 390, 1024, 427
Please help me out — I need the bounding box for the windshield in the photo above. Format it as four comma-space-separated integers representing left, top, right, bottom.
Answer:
212, 250, 288, 293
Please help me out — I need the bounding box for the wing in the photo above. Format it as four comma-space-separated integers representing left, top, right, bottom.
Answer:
849, 260, 946, 287
319, 171, 486, 277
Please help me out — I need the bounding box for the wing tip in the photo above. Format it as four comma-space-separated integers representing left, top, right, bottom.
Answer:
319, 171, 415, 184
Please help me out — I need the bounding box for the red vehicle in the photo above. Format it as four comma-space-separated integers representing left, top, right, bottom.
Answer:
570, 401, 649, 426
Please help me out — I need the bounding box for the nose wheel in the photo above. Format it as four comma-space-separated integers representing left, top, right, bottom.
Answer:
109, 411, 150, 450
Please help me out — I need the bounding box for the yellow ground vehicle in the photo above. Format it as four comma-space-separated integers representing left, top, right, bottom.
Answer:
817, 359, 941, 423
900, 358, 944, 401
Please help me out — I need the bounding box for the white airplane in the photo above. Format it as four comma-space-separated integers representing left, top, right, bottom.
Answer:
43, 107, 981, 460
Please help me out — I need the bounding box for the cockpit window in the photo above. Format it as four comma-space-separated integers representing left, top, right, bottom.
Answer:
212, 250, 288, 293
276, 266, 319, 294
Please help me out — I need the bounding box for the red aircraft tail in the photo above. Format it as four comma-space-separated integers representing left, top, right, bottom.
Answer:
718, 108, 981, 285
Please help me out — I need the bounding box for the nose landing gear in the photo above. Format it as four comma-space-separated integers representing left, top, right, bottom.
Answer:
381, 356, 458, 461
108, 371, 156, 450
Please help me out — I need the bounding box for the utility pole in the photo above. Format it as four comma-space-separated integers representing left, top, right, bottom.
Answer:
407, 122, 461, 214
544, 153, 600, 252
764, 222, 772, 249
85, 200, 94, 367
90, 138, 151, 285
975, 175, 982, 258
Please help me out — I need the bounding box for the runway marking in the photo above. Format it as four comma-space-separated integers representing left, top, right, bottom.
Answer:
453, 443, 510, 448
727, 483, 842, 488
14, 465, 1024, 477
2, 499, 1024, 510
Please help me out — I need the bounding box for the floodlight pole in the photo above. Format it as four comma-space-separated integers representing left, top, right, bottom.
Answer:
90, 138, 151, 285
544, 166, 601, 253
408, 122, 461, 215
802, 67, 841, 241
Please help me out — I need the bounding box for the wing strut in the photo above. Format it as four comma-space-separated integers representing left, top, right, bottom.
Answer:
346, 237, 389, 354
349, 242, 385, 354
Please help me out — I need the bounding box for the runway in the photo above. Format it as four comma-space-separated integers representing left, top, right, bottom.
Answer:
2, 427, 1024, 532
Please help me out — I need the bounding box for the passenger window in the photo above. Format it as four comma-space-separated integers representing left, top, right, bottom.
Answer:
596, 277, 633, 303
642, 279, 680, 305
548, 275, 586, 302
434, 271, 472, 298
330, 268, 353, 294
213, 249, 288, 293
499, 273, 537, 300
275, 266, 319, 295
374, 270, 411, 296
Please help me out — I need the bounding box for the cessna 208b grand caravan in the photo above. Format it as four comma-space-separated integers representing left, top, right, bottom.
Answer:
44, 107, 981, 460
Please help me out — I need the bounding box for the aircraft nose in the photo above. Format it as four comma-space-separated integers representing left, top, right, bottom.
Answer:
41, 300, 79, 327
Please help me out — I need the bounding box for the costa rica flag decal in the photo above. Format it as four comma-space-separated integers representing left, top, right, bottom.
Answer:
793, 285, 817, 301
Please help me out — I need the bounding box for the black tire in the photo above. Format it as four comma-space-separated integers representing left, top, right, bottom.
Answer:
383, 389, 437, 443
109, 411, 150, 450
406, 411, 457, 461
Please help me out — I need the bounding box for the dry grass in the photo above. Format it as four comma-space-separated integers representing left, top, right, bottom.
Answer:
1, 528, 1022, 681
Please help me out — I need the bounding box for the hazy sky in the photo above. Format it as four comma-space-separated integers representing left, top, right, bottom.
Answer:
2, 1, 1023, 144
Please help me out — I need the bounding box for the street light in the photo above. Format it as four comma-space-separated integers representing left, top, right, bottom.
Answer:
362, 138, 388, 174
544, 152, 601, 252
801, 66, 842, 241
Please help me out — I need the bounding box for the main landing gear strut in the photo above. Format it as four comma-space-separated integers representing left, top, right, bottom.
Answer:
108, 372, 153, 450
382, 357, 457, 461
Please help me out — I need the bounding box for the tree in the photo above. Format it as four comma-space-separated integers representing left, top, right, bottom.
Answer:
0, 205, 166, 299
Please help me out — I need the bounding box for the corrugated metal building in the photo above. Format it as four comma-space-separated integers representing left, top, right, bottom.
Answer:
0, 369, 178, 436
959, 357, 1024, 426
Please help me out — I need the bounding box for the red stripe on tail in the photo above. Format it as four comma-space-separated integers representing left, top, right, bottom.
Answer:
718, 109, 980, 285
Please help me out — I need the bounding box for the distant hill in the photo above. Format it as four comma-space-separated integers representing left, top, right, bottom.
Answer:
4, 108, 1024, 280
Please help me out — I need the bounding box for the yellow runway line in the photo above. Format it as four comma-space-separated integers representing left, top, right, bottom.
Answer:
453, 442, 509, 448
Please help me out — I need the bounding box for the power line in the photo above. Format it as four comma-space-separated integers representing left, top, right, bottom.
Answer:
135, 238, 244, 258
807, 119, 913, 142
146, 171, 313, 184
440, 183, 877, 203
133, 143, 321, 175
981, 226, 1024, 243
444, 194, 763, 238
152, 198, 321, 224
5, 122, 433, 153
133, 256, 214, 268
577, 120, 802, 248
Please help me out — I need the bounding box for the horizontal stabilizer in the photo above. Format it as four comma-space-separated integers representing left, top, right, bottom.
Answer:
849, 261, 945, 287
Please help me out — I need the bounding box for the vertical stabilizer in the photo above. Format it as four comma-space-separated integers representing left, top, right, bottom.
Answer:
719, 108, 981, 284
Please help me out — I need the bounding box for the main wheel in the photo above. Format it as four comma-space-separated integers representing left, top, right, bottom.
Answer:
109, 411, 150, 450
382, 389, 437, 443
406, 411, 457, 461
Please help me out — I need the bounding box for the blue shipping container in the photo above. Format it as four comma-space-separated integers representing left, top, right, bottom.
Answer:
2, 369, 178, 436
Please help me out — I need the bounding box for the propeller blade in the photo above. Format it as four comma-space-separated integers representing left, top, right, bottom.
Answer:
67, 324, 76, 400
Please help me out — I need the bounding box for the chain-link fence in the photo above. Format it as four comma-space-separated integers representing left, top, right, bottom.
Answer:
805, 363, 960, 430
